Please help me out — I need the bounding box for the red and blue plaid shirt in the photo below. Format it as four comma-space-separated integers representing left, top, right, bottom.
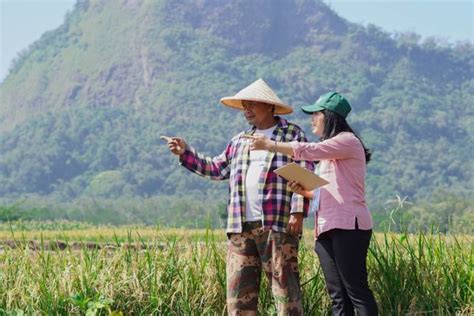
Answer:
179, 117, 314, 233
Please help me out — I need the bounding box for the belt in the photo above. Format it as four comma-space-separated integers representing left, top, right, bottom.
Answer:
242, 221, 262, 231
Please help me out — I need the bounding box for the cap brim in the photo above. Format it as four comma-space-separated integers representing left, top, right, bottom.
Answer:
301, 104, 325, 115
220, 97, 293, 115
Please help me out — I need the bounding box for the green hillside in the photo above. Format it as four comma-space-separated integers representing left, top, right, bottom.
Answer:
0, 0, 473, 227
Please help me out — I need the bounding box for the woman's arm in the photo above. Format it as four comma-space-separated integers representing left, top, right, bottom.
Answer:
244, 132, 358, 161
243, 134, 294, 156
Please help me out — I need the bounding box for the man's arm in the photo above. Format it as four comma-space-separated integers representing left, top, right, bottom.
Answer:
164, 136, 232, 181
179, 145, 231, 181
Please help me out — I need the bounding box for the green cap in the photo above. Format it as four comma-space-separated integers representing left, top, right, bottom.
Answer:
301, 92, 352, 118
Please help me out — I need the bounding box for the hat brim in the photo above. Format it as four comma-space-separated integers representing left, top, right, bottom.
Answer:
301, 104, 326, 115
220, 97, 293, 115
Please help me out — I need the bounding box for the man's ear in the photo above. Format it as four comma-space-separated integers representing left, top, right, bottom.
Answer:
269, 104, 275, 114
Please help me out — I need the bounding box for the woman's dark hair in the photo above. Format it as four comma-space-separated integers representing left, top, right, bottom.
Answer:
320, 109, 372, 164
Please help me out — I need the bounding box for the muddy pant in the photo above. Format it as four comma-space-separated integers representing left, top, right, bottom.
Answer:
226, 221, 303, 316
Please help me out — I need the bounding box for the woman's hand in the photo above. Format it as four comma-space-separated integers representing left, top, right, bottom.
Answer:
288, 180, 305, 195
242, 134, 272, 151
288, 180, 314, 199
242, 134, 295, 156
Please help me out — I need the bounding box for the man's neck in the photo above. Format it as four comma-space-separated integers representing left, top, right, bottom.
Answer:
255, 117, 278, 130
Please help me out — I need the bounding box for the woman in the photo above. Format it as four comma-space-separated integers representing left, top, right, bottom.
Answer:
246, 92, 378, 315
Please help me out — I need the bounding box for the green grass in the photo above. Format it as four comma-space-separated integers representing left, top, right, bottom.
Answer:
0, 224, 472, 315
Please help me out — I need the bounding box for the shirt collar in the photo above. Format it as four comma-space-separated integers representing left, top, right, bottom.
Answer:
246, 116, 287, 134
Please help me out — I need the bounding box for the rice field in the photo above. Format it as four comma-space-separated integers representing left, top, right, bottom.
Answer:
0, 221, 472, 315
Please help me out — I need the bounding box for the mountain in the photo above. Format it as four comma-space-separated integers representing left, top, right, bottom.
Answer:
1, 0, 473, 217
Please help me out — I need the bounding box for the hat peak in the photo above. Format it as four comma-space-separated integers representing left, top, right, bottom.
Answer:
219, 78, 293, 115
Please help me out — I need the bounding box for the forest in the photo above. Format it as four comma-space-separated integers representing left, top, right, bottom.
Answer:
0, 0, 472, 232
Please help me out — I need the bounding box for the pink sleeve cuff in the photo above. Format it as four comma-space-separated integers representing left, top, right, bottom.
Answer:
289, 141, 302, 159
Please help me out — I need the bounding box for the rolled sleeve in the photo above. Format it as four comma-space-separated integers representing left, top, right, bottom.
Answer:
290, 141, 303, 160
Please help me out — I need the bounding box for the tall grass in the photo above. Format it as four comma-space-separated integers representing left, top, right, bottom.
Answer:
369, 232, 473, 315
0, 228, 472, 315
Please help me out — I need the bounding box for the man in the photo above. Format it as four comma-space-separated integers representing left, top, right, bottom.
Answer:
164, 79, 313, 315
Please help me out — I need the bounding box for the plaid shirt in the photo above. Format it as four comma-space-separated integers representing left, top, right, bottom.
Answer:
179, 117, 314, 233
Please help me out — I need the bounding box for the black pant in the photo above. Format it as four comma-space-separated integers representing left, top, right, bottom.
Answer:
315, 228, 378, 316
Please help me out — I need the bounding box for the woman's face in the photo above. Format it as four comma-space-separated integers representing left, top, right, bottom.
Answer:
311, 111, 325, 137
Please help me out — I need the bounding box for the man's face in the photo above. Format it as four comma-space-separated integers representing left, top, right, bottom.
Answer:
242, 101, 274, 126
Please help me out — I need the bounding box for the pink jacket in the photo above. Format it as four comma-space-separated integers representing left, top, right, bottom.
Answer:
290, 132, 373, 236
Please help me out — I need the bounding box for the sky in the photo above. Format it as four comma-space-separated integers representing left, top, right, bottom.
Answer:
0, 0, 473, 81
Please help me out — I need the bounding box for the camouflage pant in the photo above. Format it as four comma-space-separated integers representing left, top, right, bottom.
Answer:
226, 221, 303, 316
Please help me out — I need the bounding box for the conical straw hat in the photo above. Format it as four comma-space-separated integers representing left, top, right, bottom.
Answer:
220, 79, 293, 115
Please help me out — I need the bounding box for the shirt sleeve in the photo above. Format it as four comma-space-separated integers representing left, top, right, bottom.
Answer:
290, 133, 360, 161
179, 141, 232, 181
290, 129, 314, 217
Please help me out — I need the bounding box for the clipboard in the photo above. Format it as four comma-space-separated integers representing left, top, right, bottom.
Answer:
274, 162, 329, 191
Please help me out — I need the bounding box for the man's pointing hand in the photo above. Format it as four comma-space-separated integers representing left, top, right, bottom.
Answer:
161, 136, 186, 155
